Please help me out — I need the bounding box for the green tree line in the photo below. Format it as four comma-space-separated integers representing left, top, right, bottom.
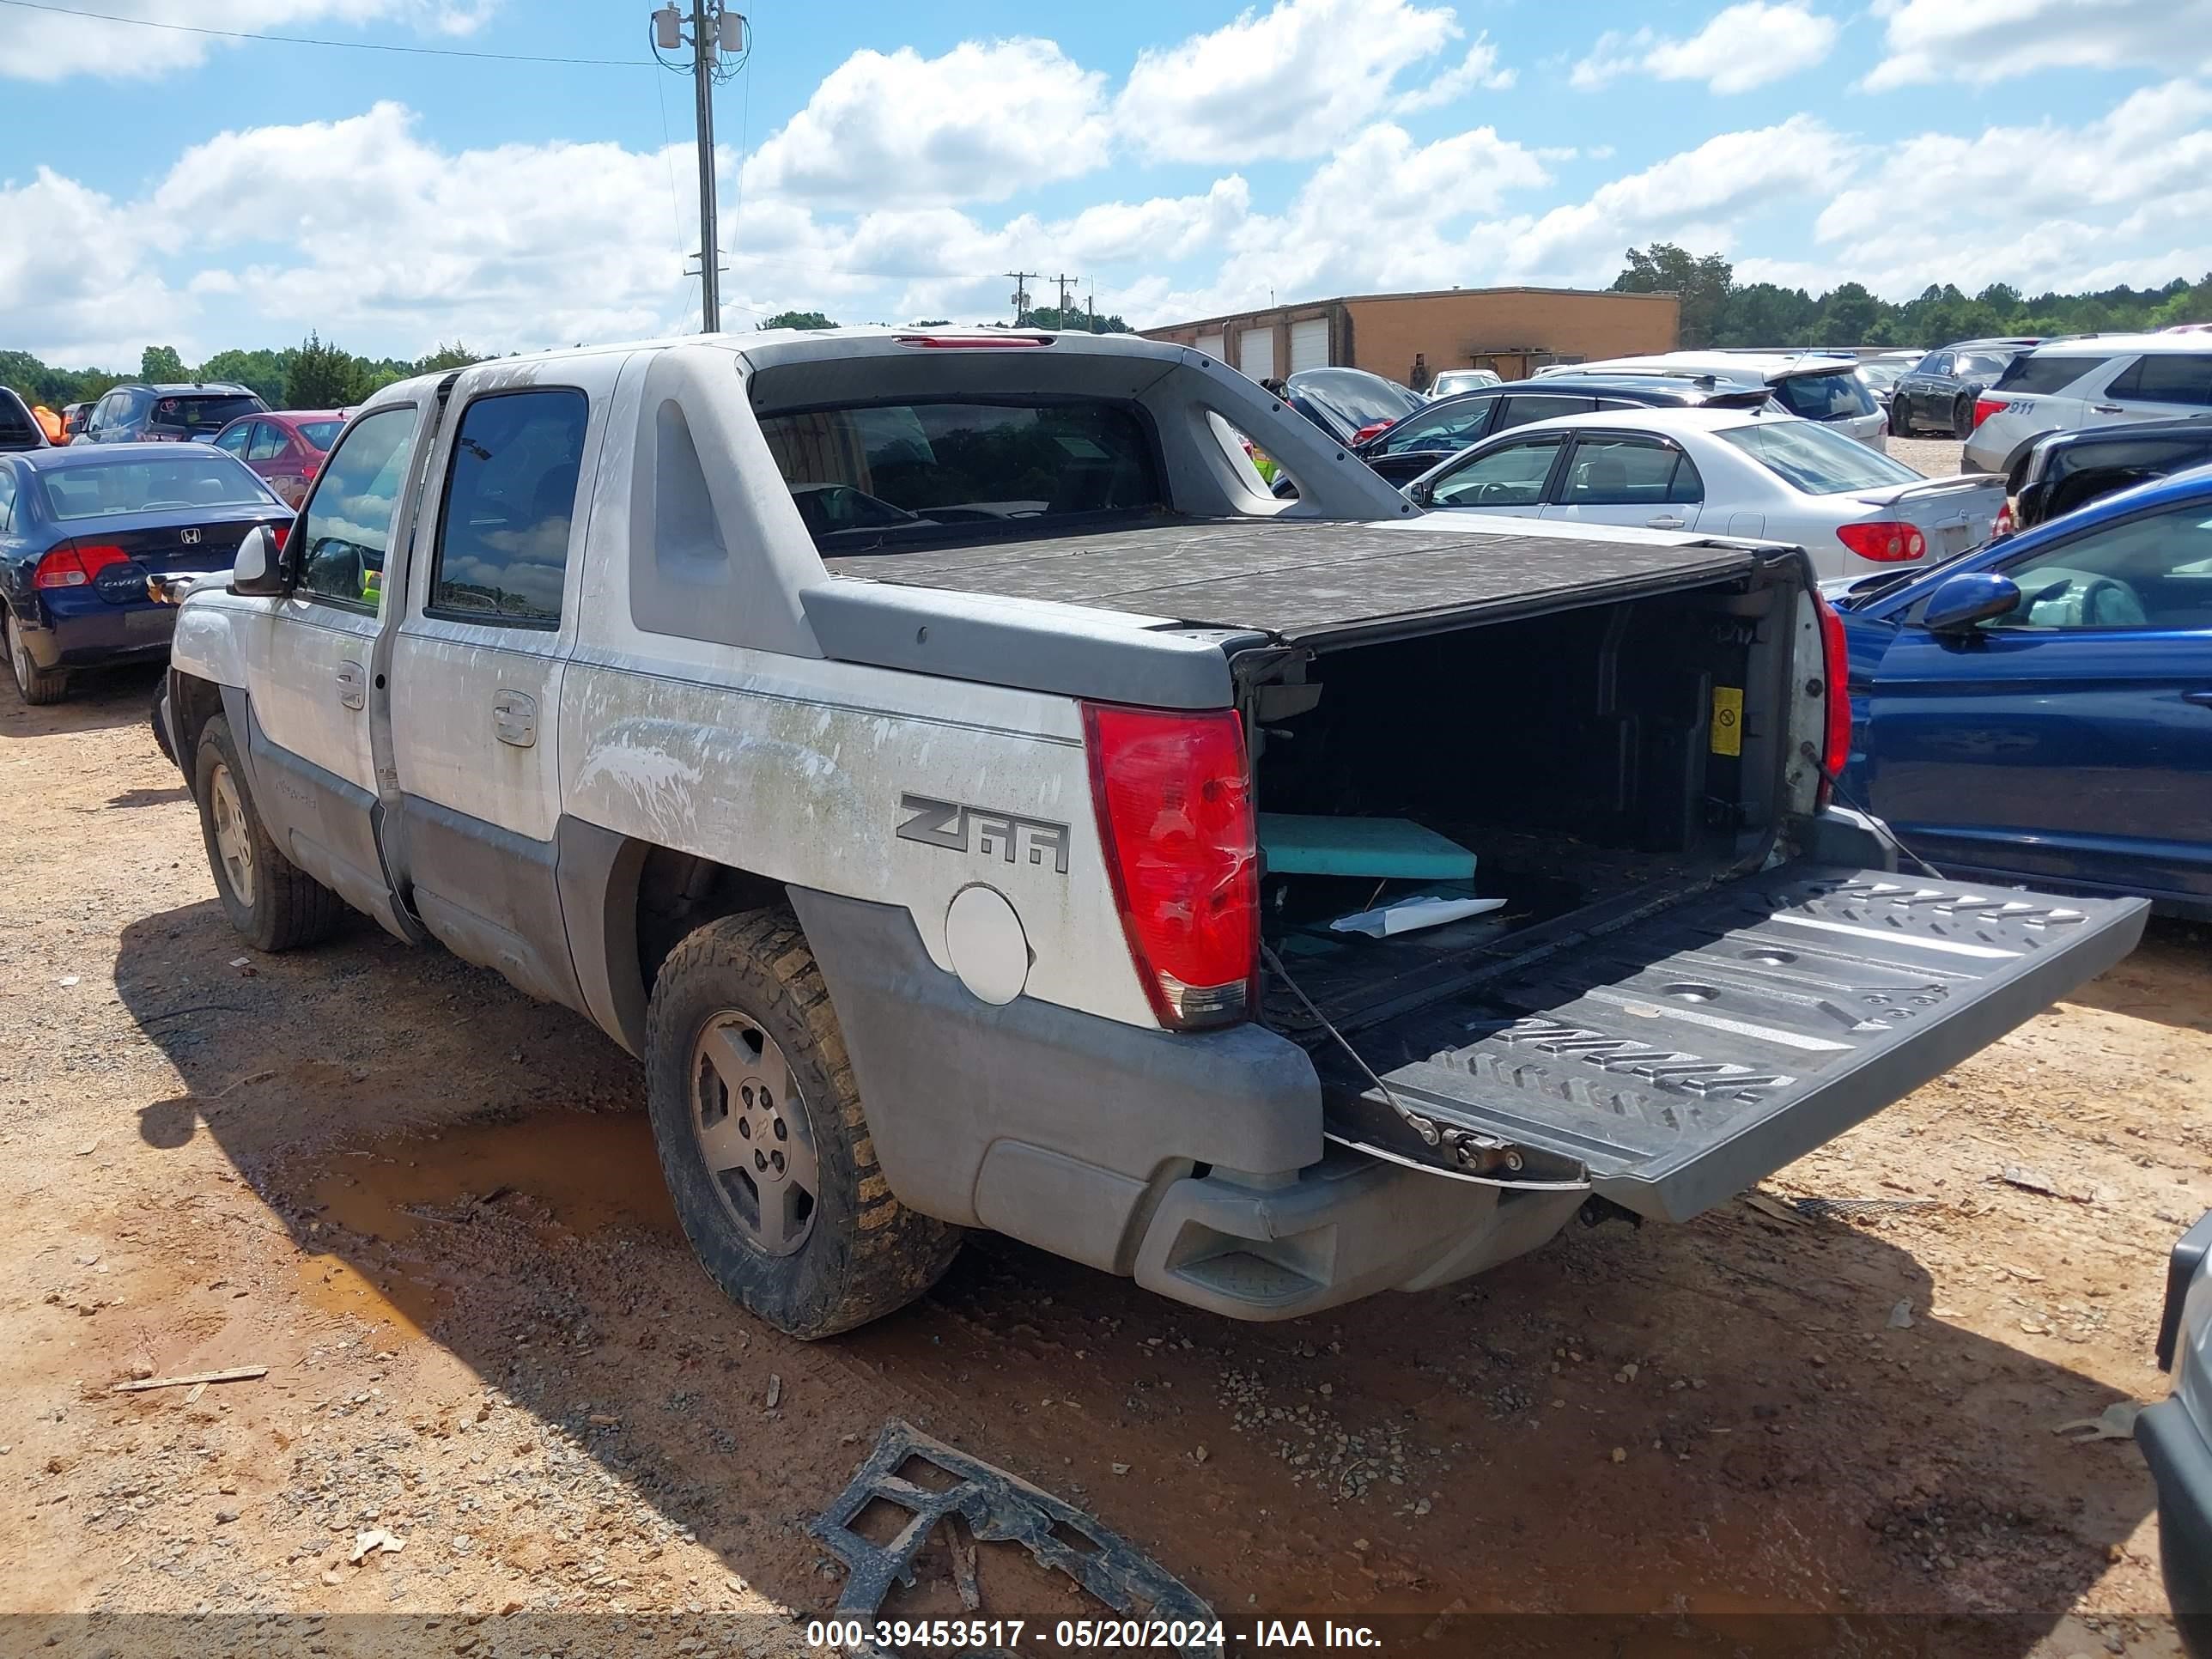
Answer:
1612, 244, 2212, 350
0, 335, 487, 414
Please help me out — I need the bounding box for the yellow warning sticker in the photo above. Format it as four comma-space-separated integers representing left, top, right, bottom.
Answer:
1710, 685, 1743, 757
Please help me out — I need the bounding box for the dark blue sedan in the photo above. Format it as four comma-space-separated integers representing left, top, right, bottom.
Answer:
1, 441, 291, 704
1832, 465, 2212, 917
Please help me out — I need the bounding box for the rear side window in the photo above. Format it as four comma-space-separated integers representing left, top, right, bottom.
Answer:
759, 400, 1164, 549
247, 424, 289, 462
1770, 371, 1876, 420
1991, 355, 2112, 395
2106, 353, 2212, 408
429, 388, 589, 626
0, 468, 16, 532
1954, 352, 2014, 379
0, 393, 40, 449
1560, 437, 1702, 506
1492, 394, 1595, 433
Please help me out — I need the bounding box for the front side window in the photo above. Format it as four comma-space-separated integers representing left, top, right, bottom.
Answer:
428, 388, 588, 626
295, 405, 417, 608
1429, 436, 1563, 507
214, 422, 251, 457
1559, 437, 1703, 506
1720, 419, 1921, 495
1984, 502, 2212, 631
39, 453, 279, 521
1376, 398, 1494, 454
760, 399, 1164, 550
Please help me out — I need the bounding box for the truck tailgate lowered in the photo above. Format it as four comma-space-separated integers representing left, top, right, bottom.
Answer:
1312, 866, 2148, 1221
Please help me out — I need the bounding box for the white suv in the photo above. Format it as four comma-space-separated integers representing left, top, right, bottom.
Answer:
1964, 333, 2212, 477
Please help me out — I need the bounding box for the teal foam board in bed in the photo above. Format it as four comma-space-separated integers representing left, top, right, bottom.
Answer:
1256, 814, 1478, 880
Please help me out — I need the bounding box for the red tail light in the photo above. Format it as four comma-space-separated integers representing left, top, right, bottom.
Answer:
1972, 396, 2007, 430
1351, 420, 1392, 445
270, 521, 290, 552
1082, 703, 1257, 1030
894, 334, 1051, 348
1836, 520, 1926, 563
33, 541, 130, 588
1816, 592, 1852, 789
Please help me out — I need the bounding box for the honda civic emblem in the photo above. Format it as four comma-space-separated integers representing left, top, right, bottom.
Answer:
180, 528, 202, 544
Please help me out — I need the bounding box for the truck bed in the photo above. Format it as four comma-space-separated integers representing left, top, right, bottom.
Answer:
821, 520, 1760, 645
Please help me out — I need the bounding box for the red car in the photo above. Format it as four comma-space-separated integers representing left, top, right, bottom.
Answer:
210, 409, 347, 507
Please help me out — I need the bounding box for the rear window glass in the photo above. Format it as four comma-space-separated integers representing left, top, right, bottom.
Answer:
297, 419, 345, 448
1769, 371, 1877, 421
1287, 370, 1423, 429
1990, 355, 2112, 395
1720, 420, 1923, 495
759, 400, 1164, 548
148, 394, 262, 435
40, 455, 278, 520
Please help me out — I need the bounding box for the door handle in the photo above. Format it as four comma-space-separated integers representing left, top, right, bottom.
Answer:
1646, 515, 1686, 530
492, 690, 538, 748
2092, 404, 2124, 415
2184, 690, 2212, 708
335, 659, 365, 711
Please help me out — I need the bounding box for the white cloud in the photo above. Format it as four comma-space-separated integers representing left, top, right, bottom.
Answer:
1116, 0, 1469, 162
1572, 2, 1839, 95
0, 167, 191, 363
1498, 115, 1852, 282
1865, 0, 2212, 91
742, 39, 1109, 209
1393, 33, 1515, 110
0, 0, 495, 82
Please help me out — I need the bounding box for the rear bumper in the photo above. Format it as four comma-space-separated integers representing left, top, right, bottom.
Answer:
789, 887, 1584, 1320
2138, 1400, 2212, 1639
16, 599, 175, 669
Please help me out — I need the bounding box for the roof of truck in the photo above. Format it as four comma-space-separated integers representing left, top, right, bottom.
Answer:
822, 518, 1765, 646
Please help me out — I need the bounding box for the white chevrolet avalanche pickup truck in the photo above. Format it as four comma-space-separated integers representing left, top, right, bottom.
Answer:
160, 328, 2147, 1339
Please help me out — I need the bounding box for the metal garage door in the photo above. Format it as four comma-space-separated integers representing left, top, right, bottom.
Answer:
1194, 331, 1225, 361
1288, 318, 1328, 374
1237, 325, 1277, 381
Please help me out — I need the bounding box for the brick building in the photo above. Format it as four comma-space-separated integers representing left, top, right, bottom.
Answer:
1139, 286, 1680, 385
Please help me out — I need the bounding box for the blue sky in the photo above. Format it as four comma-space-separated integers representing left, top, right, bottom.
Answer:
3, 0, 2209, 365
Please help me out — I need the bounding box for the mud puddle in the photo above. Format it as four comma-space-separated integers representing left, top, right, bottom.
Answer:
293, 1109, 678, 1339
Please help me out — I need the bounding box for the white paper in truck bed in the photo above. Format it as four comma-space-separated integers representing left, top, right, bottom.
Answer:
1328, 894, 1508, 939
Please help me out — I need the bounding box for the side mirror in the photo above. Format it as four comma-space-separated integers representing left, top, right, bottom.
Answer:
229, 525, 289, 598
1406, 478, 1435, 508
1923, 570, 2021, 634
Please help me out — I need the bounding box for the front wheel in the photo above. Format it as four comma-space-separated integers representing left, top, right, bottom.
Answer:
644, 908, 961, 1339
4, 611, 68, 705
1890, 397, 1914, 438
193, 714, 345, 951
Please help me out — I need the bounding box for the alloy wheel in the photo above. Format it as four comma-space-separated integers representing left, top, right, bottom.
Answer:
690, 1012, 819, 1257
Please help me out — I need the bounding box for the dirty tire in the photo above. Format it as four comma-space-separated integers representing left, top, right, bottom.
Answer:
1952, 394, 1976, 439
5, 611, 69, 705
1889, 398, 1913, 439
149, 681, 174, 764
192, 714, 345, 952
646, 908, 962, 1339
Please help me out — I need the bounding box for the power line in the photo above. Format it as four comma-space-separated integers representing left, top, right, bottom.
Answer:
0, 0, 652, 66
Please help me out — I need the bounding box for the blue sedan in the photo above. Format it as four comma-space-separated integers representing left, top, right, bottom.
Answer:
2, 441, 291, 704
1830, 465, 2212, 917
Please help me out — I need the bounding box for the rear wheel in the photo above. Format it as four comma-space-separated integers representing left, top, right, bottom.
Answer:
644, 908, 961, 1339
193, 714, 345, 951
4, 611, 68, 705
1952, 394, 1976, 438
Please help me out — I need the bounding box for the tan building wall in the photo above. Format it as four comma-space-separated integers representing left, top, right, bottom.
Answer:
1140, 287, 1680, 385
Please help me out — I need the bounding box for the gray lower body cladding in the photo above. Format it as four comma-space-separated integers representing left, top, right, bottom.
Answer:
789, 887, 1585, 1319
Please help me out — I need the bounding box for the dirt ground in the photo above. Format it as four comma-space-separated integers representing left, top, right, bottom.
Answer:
3, 507, 2205, 1656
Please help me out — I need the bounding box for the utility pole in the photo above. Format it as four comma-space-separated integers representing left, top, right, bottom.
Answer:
1085, 287, 1097, 335
1006, 271, 1036, 326
1053, 273, 1077, 325
653, 3, 750, 334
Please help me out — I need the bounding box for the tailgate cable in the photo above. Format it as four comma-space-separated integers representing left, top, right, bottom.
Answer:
1261, 945, 1591, 1194
1821, 772, 1950, 883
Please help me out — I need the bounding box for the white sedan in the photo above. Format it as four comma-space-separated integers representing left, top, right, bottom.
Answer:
1405, 405, 2007, 579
